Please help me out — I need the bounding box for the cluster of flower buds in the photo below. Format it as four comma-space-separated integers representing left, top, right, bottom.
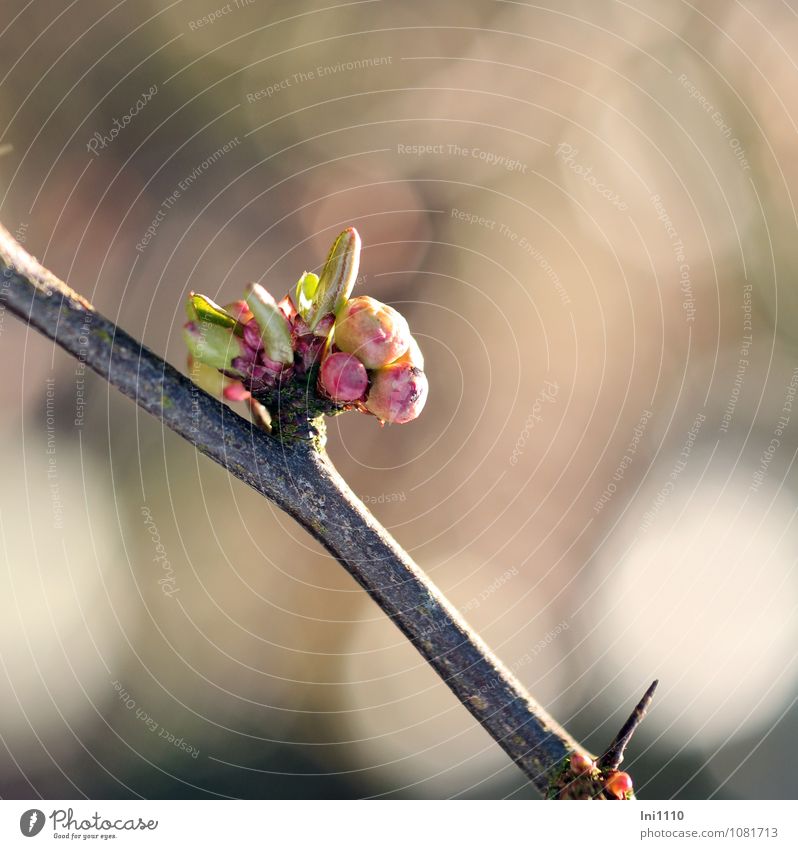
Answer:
183, 227, 428, 430
554, 751, 634, 800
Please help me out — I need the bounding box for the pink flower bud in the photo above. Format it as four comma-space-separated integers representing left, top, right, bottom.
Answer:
605, 771, 634, 799
569, 752, 594, 775
393, 335, 424, 369
334, 296, 410, 369
365, 362, 428, 424
319, 352, 368, 402
222, 381, 251, 402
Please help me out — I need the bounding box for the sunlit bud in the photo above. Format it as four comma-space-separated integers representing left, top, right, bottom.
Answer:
319, 351, 368, 403
365, 362, 428, 424
604, 771, 634, 800
245, 283, 294, 365
186, 293, 240, 333
183, 320, 246, 373
393, 334, 424, 369
335, 295, 410, 369
569, 752, 594, 775
295, 271, 319, 321
307, 227, 360, 330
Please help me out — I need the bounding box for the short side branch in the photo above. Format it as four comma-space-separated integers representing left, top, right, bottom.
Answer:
599, 680, 659, 772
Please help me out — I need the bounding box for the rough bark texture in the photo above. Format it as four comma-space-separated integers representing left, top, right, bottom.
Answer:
0, 223, 597, 796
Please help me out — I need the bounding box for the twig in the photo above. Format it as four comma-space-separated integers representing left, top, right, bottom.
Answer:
598, 680, 659, 772
1, 222, 594, 796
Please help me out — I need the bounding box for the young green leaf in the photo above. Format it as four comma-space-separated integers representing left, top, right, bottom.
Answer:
245, 283, 294, 364
183, 321, 245, 372
185, 293, 242, 334
295, 271, 320, 321
307, 227, 360, 330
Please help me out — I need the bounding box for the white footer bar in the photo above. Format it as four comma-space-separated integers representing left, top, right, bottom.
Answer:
1, 799, 796, 848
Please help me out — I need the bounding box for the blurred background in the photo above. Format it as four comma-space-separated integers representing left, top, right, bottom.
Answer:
1, 0, 797, 800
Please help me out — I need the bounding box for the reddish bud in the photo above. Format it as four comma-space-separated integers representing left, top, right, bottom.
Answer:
365, 362, 428, 424
224, 300, 253, 323
569, 752, 594, 775
291, 315, 326, 374
319, 352, 368, 402
335, 296, 410, 369
277, 295, 297, 322
313, 312, 335, 339
605, 771, 634, 799
222, 381, 251, 402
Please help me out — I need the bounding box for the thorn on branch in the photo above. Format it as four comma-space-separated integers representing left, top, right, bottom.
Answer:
598, 679, 659, 772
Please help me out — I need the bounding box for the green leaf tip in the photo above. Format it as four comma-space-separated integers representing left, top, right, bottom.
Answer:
307, 226, 360, 330
244, 282, 294, 364
295, 271, 320, 321
185, 292, 242, 334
